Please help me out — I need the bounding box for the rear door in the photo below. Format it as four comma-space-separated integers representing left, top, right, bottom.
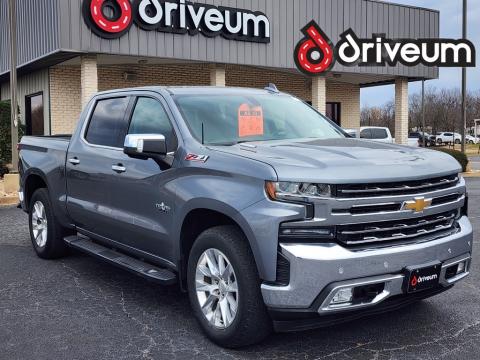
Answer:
66, 95, 132, 238
106, 93, 180, 262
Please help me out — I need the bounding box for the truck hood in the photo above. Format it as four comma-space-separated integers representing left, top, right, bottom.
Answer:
210, 138, 461, 183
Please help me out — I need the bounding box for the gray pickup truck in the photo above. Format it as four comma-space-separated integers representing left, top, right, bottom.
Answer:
18, 86, 472, 348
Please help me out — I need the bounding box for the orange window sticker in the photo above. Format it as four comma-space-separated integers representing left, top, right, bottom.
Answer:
238, 103, 264, 137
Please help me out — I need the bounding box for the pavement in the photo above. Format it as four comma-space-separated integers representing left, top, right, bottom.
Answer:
1, 179, 479, 360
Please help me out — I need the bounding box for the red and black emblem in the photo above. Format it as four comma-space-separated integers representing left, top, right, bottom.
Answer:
294, 20, 335, 75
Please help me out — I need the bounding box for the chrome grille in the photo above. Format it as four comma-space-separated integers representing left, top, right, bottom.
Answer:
332, 193, 463, 215
337, 210, 458, 246
336, 174, 459, 198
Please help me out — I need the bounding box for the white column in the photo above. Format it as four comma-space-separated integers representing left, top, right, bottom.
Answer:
312, 76, 326, 114
395, 78, 409, 145
210, 64, 226, 87
81, 55, 98, 108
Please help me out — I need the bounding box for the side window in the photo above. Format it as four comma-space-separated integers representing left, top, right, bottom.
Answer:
370, 128, 388, 139
360, 129, 371, 139
128, 97, 178, 152
85, 97, 130, 148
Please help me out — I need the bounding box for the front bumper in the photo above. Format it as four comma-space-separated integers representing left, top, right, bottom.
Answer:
261, 216, 473, 317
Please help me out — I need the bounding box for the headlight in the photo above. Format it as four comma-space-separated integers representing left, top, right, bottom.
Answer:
265, 181, 332, 202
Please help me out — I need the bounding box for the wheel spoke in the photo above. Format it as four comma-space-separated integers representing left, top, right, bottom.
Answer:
218, 253, 226, 277
226, 279, 238, 293
195, 279, 217, 293
205, 250, 219, 277
221, 263, 233, 281
201, 294, 217, 315
226, 293, 238, 314
219, 298, 232, 327
197, 263, 212, 278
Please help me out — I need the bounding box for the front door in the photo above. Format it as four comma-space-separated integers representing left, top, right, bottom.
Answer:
107, 94, 179, 263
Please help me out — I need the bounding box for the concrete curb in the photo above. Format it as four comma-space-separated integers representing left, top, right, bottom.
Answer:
0, 195, 19, 206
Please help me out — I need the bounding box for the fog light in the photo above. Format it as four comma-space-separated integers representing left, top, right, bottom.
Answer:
330, 288, 353, 305
457, 261, 466, 274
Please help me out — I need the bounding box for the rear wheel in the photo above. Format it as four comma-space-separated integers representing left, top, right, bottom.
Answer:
187, 225, 272, 348
28, 188, 72, 259
455, 139, 461, 144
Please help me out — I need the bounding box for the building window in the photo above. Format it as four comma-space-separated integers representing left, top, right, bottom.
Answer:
326, 102, 341, 126
25, 93, 44, 135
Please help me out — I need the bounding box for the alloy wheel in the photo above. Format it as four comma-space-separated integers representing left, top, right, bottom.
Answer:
31, 201, 48, 247
195, 248, 239, 329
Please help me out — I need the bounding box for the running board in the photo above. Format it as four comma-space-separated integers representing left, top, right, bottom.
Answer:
64, 235, 177, 285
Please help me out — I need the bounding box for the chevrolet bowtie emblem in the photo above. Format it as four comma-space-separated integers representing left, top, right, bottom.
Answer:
402, 197, 432, 213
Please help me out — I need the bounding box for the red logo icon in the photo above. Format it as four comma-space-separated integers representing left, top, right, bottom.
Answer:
294, 21, 335, 75
83, 0, 133, 38
410, 275, 418, 287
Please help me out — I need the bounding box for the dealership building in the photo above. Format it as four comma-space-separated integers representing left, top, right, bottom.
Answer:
0, 0, 439, 144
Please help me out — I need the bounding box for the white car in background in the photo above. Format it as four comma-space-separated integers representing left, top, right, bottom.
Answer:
436, 132, 462, 144
359, 126, 394, 143
465, 134, 479, 144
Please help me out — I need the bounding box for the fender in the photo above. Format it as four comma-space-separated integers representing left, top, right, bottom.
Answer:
173, 196, 266, 278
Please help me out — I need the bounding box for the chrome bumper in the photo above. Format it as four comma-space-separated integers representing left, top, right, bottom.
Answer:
261, 216, 473, 310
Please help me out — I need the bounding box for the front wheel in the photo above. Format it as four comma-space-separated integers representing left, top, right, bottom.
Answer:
187, 225, 272, 348
455, 139, 461, 144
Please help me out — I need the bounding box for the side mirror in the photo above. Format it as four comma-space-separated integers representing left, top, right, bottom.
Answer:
124, 134, 167, 158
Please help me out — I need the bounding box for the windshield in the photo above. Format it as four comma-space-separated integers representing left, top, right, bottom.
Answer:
174, 94, 345, 145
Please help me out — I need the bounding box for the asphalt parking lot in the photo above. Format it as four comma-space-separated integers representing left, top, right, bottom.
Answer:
1, 179, 479, 360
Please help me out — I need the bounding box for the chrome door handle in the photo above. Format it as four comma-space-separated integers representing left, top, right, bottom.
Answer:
68, 158, 80, 165
112, 164, 126, 173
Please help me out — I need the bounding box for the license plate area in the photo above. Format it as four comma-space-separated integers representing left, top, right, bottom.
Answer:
404, 262, 441, 293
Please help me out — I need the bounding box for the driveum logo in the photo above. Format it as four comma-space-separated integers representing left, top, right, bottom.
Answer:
294, 20, 476, 75
83, 0, 271, 42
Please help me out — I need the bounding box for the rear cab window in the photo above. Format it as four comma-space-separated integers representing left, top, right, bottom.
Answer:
85, 97, 130, 148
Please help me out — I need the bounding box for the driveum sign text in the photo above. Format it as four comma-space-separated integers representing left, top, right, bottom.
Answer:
83, 0, 270, 43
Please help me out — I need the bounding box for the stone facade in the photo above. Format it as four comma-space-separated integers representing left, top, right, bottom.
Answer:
311, 77, 327, 115
326, 82, 361, 130
80, 56, 98, 109
49, 66, 81, 135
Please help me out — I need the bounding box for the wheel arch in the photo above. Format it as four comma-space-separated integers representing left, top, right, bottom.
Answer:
23, 170, 49, 210
176, 201, 262, 290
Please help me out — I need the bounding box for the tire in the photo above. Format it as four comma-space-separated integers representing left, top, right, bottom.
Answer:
455, 139, 461, 145
28, 188, 72, 259
436, 139, 442, 145
187, 225, 272, 348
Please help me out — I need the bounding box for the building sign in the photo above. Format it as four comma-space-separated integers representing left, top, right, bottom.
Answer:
83, 0, 270, 43
295, 20, 476, 75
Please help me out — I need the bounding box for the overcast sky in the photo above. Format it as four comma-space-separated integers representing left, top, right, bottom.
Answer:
361, 0, 480, 108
